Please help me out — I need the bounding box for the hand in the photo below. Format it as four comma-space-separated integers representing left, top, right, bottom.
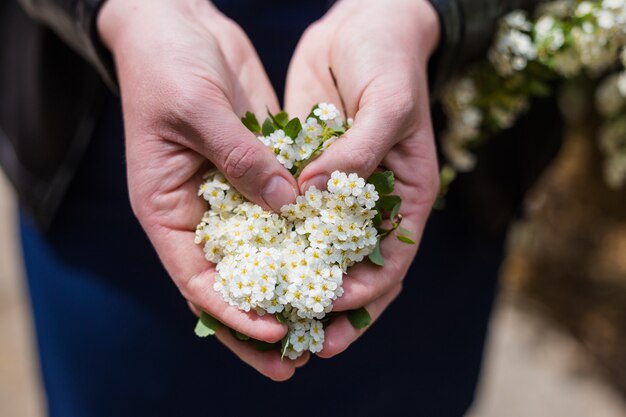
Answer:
98, 0, 305, 380
284, 0, 441, 357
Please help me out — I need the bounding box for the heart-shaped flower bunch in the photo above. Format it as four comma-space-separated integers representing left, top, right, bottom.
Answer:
194, 103, 412, 359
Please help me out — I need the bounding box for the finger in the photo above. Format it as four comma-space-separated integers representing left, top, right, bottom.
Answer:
210, 15, 282, 117
149, 226, 288, 343
318, 283, 403, 359
284, 27, 341, 119
197, 16, 295, 212
332, 218, 420, 312
295, 351, 311, 368
297, 77, 418, 192
185, 107, 298, 212
216, 328, 306, 381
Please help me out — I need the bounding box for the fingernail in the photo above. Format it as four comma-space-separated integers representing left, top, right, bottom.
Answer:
301, 174, 329, 192
262, 176, 297, 212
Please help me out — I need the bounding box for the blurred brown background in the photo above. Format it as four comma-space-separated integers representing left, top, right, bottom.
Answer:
0, 126, 625, 416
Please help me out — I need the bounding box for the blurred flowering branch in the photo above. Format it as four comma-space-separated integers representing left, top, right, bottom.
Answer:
442, 0, 626, 189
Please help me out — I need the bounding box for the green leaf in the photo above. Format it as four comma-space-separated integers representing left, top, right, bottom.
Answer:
397, 235, 416, 245
252, 340, 277, 352
390, 200, 401, 221
378, 195, 401, 212
194, 312, 221, 337
234, 330, 250, 341
368, 238, 384, 266
262, 118, 275, 136
275, 313, 287, 324
267, 108, 289, 128
307, 104, 320, 120
399, 226, 412, 236
241, 112, 261, 134
320, 313, 335, 324
284, 117, 303, 139
274, 111, 289, 127
347, 307, 372, 330
194, 319, 213, 337
280, 335, 290, 359
367, 171, 395, 195
439, 164, 457, 197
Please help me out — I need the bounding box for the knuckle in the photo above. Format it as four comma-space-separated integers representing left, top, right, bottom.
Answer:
301, 20, 324, 41
222, 142, 259, 180
387, 93, 414, 122
159, 81, 228, 133
169, 90, 210, 123
378, 86, 417, 128
343, 282, 372, 310
350, 145, 379, 175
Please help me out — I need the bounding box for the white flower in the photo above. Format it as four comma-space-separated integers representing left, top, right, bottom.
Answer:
319, 209, 338, 224
604, 154, 626, 188
576, 2, 594, 17
327, 171, 348, 194
357, 184, 378, 209
258, 135, 271, 147
603, 0, 625, 9
596, 73, 626, 117
302, 117, 323, 138
345, 173, 366, 197
322, 136, 338, 150
505, 10, 533, 31
268, 129, 293, 151
314, 103, 340, 121
304, 187, 324, 209
461, 107, 483, 128
276, 147, 296, 169
442, 136, 477, 172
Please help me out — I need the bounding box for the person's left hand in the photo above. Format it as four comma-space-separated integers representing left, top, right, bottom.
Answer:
284, 0, 441, 358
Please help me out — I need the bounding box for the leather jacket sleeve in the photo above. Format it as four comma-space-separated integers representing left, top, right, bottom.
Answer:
429, 0, 546, 96
17, 0, 116, 88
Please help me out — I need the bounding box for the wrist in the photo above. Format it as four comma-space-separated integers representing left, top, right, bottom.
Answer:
97, 0, 214, 56
330, 0, 440, 61
97, 0, 137, 53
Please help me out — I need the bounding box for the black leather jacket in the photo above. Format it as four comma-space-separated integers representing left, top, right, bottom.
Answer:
0, 0, 544, 229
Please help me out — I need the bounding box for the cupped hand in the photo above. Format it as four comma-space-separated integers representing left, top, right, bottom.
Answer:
284, 0, 441, 357
98, 0, 302, 380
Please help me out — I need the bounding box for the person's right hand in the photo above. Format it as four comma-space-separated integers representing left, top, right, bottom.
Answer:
98, 0, 304, 380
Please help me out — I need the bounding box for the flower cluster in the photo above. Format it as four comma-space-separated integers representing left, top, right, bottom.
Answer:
194, 101, 413, 357
489, 11, 538, 76
442, 0, 626, 189
195, 171, 379, 359
253, 103, 352, 173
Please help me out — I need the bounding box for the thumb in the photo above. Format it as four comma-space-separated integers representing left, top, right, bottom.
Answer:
196, 108, 299, 212
298, 102, 407, 192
